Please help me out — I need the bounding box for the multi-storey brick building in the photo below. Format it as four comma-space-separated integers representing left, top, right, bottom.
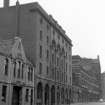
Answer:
72, 55, 101, 103
0, 37, 34, 105
0, 0, 72, 105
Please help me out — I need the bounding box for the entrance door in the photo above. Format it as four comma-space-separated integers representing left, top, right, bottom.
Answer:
12, 86, 22, 105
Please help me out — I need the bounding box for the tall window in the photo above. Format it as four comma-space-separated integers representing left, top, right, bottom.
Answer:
25, 89, 29, 102
52, 54, 54, 64
28, 67, 30, 81
46, 36, 49, 44
13, 61, 16, 78
39, 45, 42, 58
40, 17, 43, 24
39, 62, 42, 74
53, 29, 55, 36
66, 63, 67, 72
21, 63, 24, 79
28, 67, 33, 81
4, 58, 9, 75
46, 50, 49, 60
1, 85, 7, 102
57, 57, 59, 66
31, 89, 33, 105
17, 61, 21, 78
30, 67, 33, 81
47, 24, 50, 31
40, 30, 43, 41
46, 66, 49, 75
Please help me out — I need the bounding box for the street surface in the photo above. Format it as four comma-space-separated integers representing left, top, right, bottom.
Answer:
71, 102, 105, 105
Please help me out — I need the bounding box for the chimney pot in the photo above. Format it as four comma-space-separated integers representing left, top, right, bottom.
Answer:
4, 0, 9, 8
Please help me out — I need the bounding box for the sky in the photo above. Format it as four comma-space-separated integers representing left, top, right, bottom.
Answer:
0, 0, 105, 73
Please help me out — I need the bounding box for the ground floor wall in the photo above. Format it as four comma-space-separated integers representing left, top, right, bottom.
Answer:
0, 76, 72, 105
71, 86, 100, 103
34, 76, 72, 105
0, 82, 34, 105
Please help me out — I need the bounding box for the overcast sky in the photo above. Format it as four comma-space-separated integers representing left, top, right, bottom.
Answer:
0, 0, 105, 72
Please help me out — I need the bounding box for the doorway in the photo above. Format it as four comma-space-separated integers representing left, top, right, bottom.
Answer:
12, 86, 22, 105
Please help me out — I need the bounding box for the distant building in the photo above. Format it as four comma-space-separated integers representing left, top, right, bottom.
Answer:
101, 72, 105, 101
0, 1, 73, 105
72, 55, 101, 103
0, 37, 34, 105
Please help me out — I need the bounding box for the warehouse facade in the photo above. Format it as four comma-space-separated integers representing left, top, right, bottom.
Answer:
0, 1, 72, 105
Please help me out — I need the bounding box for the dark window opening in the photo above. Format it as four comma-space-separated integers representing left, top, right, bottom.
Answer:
1, 85, 7, 102
4, 58, 9, 75
25, 89, 29, 102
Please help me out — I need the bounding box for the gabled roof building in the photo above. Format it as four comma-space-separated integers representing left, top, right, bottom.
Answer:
0, 37, 34, 105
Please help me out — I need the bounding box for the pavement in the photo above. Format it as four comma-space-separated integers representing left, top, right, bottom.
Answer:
71, 102, 105, 105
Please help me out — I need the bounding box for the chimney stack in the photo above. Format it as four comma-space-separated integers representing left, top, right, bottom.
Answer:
4, 0, 9, 8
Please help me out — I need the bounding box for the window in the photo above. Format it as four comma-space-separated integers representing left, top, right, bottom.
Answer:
4, 58, 9, 75
52, 69, 54, 79
57, 71, 59, 80
28, 67, 30, 81
1, 85, 7, 102
66, 63, 68, 72
53, 29, 55, 36
57, 57, 59, 66
25, 89, 29, 102
46, 36, 49, 44
39, 45, 42, 58
13, 61, 16, 77
39, 63, 42, 74
30, 67, 33, 81
17, 61, 21, 78
58, 34, 60, 40
21, 63, 24, 79
66, 75, 67, 82
28, 66, 33, 81
31, 89, 33, 105
40, 17, 43, 24
66, 52, 67, 58
52, 54, 54, 63
40, 30, 43, 41
46, 50, 49, 60
46, 66, 49, 75
47, 24, 50, 31
62, 38, 64, 44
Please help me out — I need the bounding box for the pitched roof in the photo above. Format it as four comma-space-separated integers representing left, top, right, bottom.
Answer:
0, 37, 32, 65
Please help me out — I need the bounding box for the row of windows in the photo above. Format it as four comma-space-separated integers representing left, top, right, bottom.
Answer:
51, 69, 68, 83
39, 44, 70, 66
38, 61, 68, 83
39, 29, 71, 51
4, 58, 33, 82
39, 45, 70, 61
39, 17, 71, 50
